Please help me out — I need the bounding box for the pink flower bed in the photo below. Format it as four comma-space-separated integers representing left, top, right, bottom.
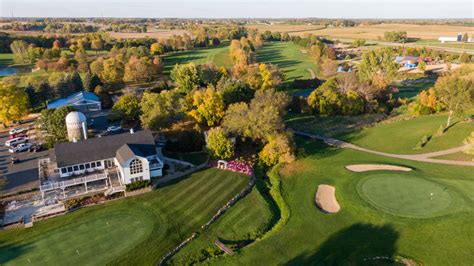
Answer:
214, 160, 253, 176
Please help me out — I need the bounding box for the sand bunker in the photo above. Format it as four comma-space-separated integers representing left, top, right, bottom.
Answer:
315, 185, 340, 213
345, 164, 412, 172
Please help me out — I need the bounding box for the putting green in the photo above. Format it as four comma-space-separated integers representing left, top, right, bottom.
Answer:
357, 174, 456, 218
2, 210, 155, 265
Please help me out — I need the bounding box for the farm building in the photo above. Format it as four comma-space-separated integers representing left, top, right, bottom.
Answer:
39, 129, 163, 200
47, 91, 102, 113
438, 33, 473, 43
395, 56, 420, 68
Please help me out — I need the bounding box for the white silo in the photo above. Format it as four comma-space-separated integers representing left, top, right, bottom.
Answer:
65, 111, 88, 142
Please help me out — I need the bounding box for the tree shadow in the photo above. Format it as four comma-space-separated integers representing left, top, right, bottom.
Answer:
0, 241, 33, 264
284, 223, 400, 265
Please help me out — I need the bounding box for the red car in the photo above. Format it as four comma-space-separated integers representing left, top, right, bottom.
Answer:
9, 133, 27, 139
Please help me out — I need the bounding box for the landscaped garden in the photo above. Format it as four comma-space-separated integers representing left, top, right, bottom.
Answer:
0, 168, 249, 265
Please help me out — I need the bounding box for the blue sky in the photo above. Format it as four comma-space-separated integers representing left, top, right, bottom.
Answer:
1, 0, 472, 18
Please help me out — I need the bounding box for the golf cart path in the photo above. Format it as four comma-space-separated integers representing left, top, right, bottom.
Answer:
306, 68, 316, 79
294, 130, 474, 166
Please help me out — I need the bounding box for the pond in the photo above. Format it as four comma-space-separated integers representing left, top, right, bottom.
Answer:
0, 66, 32, 76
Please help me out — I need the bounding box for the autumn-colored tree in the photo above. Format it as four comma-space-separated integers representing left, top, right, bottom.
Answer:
101, 56, 124, 84
188, 86, 225, 126
123, 56, 155, 83
358, 48, 398, 91
460, 52, 471, 63
52, 39, 61, 49
321, 58, 338, 78
112, 95, 140, 122
259, 133, 296, 167
91, 39, 104, 54
90, 58, 104, 76
150, 42, 165, 55
0, 82, 29, 126
259, 63, 283, 90
463, 131, 474, 155
206, 127, 234, 159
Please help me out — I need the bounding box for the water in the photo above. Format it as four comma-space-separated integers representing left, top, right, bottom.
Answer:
0, 66, 32, 77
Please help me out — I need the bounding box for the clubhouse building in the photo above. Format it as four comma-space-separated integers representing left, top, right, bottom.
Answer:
39, 129, 164, 200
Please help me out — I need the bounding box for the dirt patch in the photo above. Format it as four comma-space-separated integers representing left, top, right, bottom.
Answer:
345, 164, 412, 172
315, 184, 340, 213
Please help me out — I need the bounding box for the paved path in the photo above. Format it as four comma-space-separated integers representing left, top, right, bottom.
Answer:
294, 130, 474, 167
306, 68, 316, 79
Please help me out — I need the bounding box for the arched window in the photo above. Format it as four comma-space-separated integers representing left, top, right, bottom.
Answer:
129, 159, 143, 175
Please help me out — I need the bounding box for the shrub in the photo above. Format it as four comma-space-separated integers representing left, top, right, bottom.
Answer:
126, 180, 151, 191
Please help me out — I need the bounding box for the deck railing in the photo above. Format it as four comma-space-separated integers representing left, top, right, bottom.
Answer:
40, 172, 108, 192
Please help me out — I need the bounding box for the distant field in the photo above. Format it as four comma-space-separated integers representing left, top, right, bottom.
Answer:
414, 39, 474, 50
256, 42, 316, 82
0, 168, 249, 265
247, 23, 473, 40
108, 29, 189, 39
162, 45, 232, 73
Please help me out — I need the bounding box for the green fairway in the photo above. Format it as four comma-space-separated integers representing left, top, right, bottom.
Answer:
0, 168, 249, 265
0, 54, 14, 67
162, 45, 233, 73
256, 42, 316, 82
343, 113, 474, 154
357, 174, 456, 218
181, 138, 473, 265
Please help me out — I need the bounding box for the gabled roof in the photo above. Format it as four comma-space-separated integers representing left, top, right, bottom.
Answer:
47, 91, 100, 109
54, 130, 156, 168
116, 144, 148, 166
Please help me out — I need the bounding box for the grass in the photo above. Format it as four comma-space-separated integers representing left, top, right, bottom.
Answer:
357, 174, 458, 218
256, 42, 316, 82
433, 151, 474, 162
394, 77, 436, 100
415, 39, 474, 51
0, 168, 249, 265
162, 45, 233, 73
342, 113, 473, 154
0, 54, 14, 67
162, 150, 210, 165
199, 138, 473, 265
170, 185, 276, 264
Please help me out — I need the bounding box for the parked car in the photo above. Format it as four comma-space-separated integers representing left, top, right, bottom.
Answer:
9, 143, 32, 153
9, 128, 26, 135
107, 125, 122, 132
8, 133, 27, 139
5, 137, 28, 147
29, 143, 43, 152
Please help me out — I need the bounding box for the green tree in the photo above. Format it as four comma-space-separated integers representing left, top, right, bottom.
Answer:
460, 52, 471, 63
434, 74, 473, 127
101, 56, 124, 84
206, 127, 234, 159
216, 78, 254, 107
36, 106, 74, 145
140, 90, 185, 130
170, 63, 200, 93
461, 32, 469, 42
418, 61, 427, 72
10, 40, 30, 64
358, 48, 398, 90
112, 95, 140, 122
0, 82, 29, 126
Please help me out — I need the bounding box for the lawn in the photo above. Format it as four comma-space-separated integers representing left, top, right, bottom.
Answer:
170, 185, 276, 265
162, 45, 233, 73
197, 138, 473, 265
0, 54, 14, 67
415, 39, 474, 51
394, 77, 436, 100
162, 150, 210, 165
256, 42, 316, 82
342, 113, 474, 154
0, 168, 249, 265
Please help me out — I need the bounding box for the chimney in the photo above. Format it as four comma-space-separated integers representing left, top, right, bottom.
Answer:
130, 128, 134, 134
82, 121, 87, 140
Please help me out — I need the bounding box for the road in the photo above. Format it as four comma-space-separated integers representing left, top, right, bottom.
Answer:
294, 130, 474, 167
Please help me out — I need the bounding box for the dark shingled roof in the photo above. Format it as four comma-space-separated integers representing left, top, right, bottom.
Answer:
115, 144, 147, 166
54, 130, 156, 168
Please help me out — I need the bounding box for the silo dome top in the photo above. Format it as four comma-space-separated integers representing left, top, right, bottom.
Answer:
65, 111, 87, 124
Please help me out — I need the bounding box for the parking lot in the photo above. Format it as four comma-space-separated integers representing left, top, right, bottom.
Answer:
0, 126, 50, 195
